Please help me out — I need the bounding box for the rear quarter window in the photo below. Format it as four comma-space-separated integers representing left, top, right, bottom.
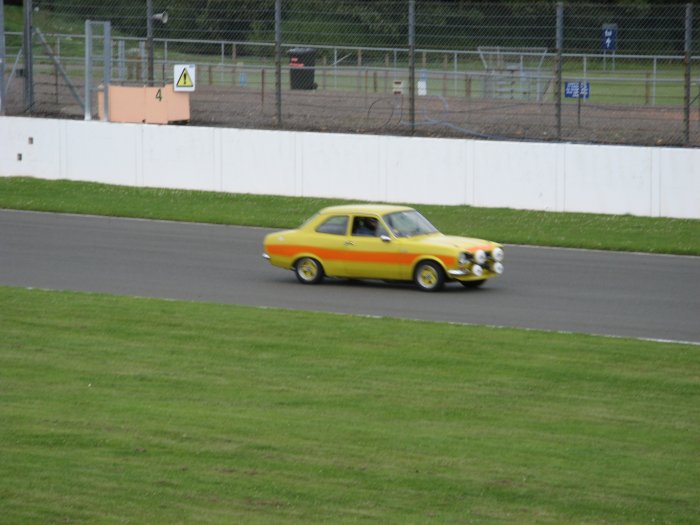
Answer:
315, 215, 349, 235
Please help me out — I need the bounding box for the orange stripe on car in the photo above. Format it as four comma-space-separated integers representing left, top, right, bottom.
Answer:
267, 245, 456, 267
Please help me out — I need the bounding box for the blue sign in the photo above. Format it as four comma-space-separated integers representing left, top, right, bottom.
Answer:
565, 82, 590, 99
602, 24, 618, 51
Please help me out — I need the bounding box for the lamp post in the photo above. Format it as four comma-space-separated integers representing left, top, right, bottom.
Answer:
23, 0, 34, 111
408, 0, 415, 134
684, 3, 692, 145
275, 0, 281, 126
0, 0, 6, 115
146, 0, 168, 86
147, 0, 154, 85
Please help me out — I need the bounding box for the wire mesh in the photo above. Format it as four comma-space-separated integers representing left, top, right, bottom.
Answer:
2, 1, 699, 146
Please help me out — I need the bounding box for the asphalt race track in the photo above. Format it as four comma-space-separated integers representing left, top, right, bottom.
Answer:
2, 209, 699, 344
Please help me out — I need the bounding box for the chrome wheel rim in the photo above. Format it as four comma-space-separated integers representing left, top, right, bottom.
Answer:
417, 265, 439, 289
297, 258, 318, 282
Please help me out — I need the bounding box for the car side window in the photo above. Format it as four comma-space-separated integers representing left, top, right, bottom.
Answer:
351, 216, 388, 238
315, 215, 349, 235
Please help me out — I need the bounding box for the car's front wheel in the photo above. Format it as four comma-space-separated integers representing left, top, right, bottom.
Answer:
414, 261, 445, 292
294, 257, 324, 284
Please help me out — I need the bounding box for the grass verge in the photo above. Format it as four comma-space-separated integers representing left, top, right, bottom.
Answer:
1, 177, 699, 255
1, 286, 699, 524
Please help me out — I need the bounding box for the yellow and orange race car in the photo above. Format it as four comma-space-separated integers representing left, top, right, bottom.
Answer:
262, 204, 504, 291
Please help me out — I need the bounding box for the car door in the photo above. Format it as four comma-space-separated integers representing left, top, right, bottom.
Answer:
342, 215, 401, 279
310, 214, 351, 277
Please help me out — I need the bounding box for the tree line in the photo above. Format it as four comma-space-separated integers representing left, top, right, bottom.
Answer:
12, 0, 699, 55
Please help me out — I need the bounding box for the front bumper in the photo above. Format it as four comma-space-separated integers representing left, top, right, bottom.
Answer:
448, 261, 504, 278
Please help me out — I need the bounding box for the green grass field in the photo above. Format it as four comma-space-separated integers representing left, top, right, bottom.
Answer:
1, 177, 699, 255
2, 286, 699, 524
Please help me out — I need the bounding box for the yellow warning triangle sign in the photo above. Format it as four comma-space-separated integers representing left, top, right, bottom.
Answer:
176, 68, 194, 88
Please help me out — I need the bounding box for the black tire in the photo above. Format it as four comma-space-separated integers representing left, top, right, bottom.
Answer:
294, 257, 324, 284
460, 279, 486, 289
413, 261, 445, 292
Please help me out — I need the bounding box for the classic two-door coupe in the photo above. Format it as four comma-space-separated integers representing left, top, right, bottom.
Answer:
262, 204, 504, 291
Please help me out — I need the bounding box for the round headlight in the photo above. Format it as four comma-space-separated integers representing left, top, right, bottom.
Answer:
473, 249, 487, 265
492, 247, 504, 262
471, 264, 483, 277
457, 252, 468, 266
492, 262, 504, 275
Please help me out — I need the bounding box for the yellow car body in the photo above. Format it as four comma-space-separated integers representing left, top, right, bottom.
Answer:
262, 204, 504, 291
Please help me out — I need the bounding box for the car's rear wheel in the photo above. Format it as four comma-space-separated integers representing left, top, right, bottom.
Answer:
414, 261, 445, 292
294, 257, 324, 284
460, 279, 486, 289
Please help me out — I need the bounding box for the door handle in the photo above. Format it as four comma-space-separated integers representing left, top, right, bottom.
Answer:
344, 241, 355, 246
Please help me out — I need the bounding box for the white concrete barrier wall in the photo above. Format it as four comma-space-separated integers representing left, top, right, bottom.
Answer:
1, 116, 699, 219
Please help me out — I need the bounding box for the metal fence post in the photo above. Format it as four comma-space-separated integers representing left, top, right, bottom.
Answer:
84, 20, 92, 120
139, 41, 146, 83
146, 0, 154, 85
0, 0, 5, 116
555, 2, 563, 140
684, 3, 692, 145
103, 22, 111, 122
117, 40, 126, 80
408, 0, 415, 134
275, 0, 282, 127
23, 0, 33, 112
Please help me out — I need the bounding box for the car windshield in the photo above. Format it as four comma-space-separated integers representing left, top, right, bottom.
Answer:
383, 210, 439, 238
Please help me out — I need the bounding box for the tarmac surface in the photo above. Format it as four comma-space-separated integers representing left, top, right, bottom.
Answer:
2, 209, 699, 344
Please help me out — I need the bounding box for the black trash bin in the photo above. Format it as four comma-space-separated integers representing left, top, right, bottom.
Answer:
288, 48, 317, 90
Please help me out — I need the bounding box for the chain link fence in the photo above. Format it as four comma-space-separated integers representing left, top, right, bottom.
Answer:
2, 1, 699, 146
